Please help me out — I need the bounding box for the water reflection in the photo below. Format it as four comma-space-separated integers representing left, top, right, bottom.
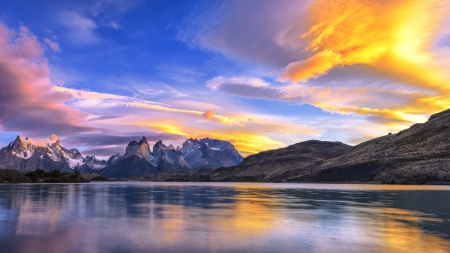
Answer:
0, 182, 449, 253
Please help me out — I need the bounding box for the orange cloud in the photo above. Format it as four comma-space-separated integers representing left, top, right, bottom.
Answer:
202, 110, 215, 120
282, 0, 450, 87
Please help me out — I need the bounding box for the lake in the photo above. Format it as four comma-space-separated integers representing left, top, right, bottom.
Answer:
0, 182, 449, 253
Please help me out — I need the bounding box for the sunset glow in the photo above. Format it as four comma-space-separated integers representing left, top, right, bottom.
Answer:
0, 0, 449, 157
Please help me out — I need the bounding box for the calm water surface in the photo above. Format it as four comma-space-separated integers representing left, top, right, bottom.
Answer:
0, 182, 450, 253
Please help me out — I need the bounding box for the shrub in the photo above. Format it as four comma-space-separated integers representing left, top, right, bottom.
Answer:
50, 170, 62, 177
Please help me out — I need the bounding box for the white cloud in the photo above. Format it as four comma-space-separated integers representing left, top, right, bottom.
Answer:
43, 38, 61, 52
108, 21, 119, 29
59, 11, 98, 45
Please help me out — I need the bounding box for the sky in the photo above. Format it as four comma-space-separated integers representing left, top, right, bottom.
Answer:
0, 0, 449, 159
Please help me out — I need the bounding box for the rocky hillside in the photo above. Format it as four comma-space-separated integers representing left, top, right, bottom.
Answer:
211, 140, 352, 182
211, 108, 450, 184
100, 155, 159, 178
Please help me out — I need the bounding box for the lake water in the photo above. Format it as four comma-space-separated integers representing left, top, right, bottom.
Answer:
0, 182, 450, 253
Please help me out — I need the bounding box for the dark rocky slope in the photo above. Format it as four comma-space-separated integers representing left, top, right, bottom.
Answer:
211, 141, 352, 182
211, 108, 450, 184
100, 155, 158, 178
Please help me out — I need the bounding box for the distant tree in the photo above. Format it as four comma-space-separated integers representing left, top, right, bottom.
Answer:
51, 170, 61, 177
35, 168, 45, 176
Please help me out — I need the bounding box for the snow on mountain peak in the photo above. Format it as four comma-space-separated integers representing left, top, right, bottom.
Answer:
17, 136, 48, 149
50, 134, 59, 142
44, 134, 61, 145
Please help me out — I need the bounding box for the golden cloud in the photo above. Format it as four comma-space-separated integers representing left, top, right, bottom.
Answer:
282, 0, 450, 87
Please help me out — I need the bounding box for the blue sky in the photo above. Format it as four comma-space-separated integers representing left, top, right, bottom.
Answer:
0, 0, 449, 158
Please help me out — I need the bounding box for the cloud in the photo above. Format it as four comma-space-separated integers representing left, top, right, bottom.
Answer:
108, 21, 119, 29
87, 115, 123, 122
0, 23, 95, 137
206, 76, 282, 99
206, 76, 433, 129
43, 38, 61, 52
59, 11, 98, 45
202, 110, 215, 120
54, 86, 248, 127
189, 0, 450, 132
178, 0, 311, 68
280, 0, 450, 87
51, 86, 323, 156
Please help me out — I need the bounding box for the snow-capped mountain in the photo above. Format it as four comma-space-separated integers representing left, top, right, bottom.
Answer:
83, 156, 108, 169
0, 134, 106, 172
106, 154, 123, 165
153, 140, 193, 170
0, 135, 84, 172
0, 134, 244, 176
180, 138, 244, 169
97, 137, 243, 178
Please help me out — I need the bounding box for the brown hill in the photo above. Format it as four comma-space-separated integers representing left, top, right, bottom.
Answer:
211, 108, 450, 184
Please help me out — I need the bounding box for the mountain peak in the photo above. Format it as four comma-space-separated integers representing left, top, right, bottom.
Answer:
50, 134, 59, 142
44, 134, 61, 146
138, 136, 149, 145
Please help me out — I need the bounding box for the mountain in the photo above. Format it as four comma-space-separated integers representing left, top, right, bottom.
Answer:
0, 133, 244, 177
0, 134, 108, 172
212, 108, 450, 184
100, 155, 158, 178
96, 137, 158, 178
153, 140, 193, 170
180, 138, 244, 169
0, 135, 83, 172
210, 140, 351, 182
97, 137, 243, 178
77, 155, 108, 173
124, 136, 155, 163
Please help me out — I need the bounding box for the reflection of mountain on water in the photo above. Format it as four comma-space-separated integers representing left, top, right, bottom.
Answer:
0, 183, 449, 252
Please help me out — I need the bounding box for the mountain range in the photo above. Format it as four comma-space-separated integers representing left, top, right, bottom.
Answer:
0, 134, 244, 178
3, 107, 450, 184
211, 108, 450, 184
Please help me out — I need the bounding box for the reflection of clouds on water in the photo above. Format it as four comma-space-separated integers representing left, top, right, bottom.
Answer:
0, 183, 449, 252
376, 208, 450, 252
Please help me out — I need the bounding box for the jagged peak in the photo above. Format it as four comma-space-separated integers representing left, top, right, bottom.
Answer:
168, 144, 175, 150
138, 136, 149, 145
14, 135, 48, 148
154, 140, 166, 147
50, 134, 59, 141
45, 134, 61, 146
128, 140, 138, 146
